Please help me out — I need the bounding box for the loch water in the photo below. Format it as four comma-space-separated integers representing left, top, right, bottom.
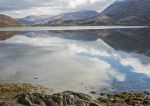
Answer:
0, 27, 150, 95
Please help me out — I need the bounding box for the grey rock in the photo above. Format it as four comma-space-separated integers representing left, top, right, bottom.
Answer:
15, 91, 99, 106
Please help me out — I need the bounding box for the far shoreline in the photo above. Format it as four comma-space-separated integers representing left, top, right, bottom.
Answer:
0, 25, 149, 32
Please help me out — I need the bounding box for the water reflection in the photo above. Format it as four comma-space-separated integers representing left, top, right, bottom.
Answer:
0, 32, 18, 41
20, 29, 150, 56
0, 31, 150, 94
21, 31, 98, 41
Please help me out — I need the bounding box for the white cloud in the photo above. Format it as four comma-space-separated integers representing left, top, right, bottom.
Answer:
0, 0, 116, 18
119, 52, 150, 77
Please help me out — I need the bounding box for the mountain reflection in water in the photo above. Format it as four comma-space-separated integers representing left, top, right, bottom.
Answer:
0, 30, 150, 94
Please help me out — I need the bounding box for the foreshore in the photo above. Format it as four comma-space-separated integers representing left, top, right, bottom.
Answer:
0, 83, 150, 106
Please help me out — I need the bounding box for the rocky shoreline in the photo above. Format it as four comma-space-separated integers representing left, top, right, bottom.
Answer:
0, 83, 150, 106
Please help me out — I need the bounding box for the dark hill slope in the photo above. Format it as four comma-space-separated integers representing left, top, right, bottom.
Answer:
0, 14, 23, 27
100, 0, 150, 25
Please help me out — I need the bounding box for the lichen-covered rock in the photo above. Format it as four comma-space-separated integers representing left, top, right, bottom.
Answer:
97, 92, 150, 106
16, 91, 99, 106
16, 93, 46, 106
0, 100, 15, 106
0, 83, 150, 106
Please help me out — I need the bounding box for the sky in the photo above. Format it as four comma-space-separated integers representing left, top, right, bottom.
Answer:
0, 0, 116, 18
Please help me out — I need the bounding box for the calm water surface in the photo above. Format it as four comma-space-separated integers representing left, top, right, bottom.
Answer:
0, 28, 150, 95
0, 26, 149, 31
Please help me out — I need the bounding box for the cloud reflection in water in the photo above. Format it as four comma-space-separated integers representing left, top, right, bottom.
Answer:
0, 34, 150, 93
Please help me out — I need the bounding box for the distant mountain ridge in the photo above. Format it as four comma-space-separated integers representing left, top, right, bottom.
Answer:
50, 10, 99, 20
0, 14, 23, 27
42, 0, 150, 26
16, 15, 51, 25
17, 10, 99, 25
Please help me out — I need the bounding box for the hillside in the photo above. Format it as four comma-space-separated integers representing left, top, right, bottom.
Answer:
44, 0, 150, 26
50, 10, 98, 21
0, 14, 23, 27
101, 0, 150, 25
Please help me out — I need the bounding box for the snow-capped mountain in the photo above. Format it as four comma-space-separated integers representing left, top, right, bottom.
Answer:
17, 10, 99, 25
16, 15, 51, 25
